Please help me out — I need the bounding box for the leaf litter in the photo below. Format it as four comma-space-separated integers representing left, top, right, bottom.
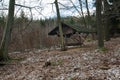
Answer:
0, 37, 120, 80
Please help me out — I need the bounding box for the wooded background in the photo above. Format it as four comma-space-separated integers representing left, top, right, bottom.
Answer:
0, 0, 120, 61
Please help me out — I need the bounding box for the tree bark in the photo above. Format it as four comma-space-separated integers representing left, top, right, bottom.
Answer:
85, 0, 91, 28
78, 0, 87, 27
85, 0, 91, 18
96, 0, 104, 48
0, 0, 15, 61
54, 0, 66, 51
104, 0, 110, 41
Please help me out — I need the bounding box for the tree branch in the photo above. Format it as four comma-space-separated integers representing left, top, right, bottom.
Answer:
0, 8, 8, 10
34, 7, 47, 19
69, 0, 82, 16
15, 4, 32, 9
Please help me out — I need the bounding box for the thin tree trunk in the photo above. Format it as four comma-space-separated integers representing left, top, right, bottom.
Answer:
78, 0, 87, 27
54, 0, 66, 51
85, 0, 91, 18
85, 0, 91, 28
0, 0, 15, 61
96, 0, 104, 48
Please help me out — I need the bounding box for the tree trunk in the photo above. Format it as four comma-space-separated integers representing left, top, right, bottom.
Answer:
85, 0, 90, 18
104, 0, 110, 41
85, 0, 91, 28
78, 0, 87, 27
96, 0, 104, 48
54, 0, 66, 51
0, 0, 15, 61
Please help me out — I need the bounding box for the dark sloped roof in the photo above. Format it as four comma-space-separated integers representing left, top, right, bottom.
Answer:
48, 23, 76, 35
48, 22, 97, 36
69, 25, 96, 33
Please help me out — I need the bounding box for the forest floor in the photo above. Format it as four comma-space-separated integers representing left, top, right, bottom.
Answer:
0, 37, 120, 80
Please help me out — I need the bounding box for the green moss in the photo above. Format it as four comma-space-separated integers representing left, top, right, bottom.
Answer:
86, 38, 92, 42
99, 47, 108, 52
51, 59, 63, 66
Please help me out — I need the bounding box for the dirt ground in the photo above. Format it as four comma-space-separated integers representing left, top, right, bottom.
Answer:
0, 37, 120, 80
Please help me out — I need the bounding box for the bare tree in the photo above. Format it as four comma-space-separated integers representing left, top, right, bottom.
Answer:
78, 0, 87, 27
85, 0, 91, 27
54, 0, 66, 51
0, 0, 15, 61
85, 0, 91, 18
96, 0, 104, 48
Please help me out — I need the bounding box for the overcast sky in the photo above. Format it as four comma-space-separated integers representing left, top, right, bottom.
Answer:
0, 0, 95, 20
